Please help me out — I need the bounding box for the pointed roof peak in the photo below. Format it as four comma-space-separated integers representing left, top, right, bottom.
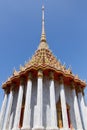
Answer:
38, 5, 49, 50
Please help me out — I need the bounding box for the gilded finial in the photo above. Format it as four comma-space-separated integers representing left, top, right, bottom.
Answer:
41, 5, 46, 41
38, 6, 49, 50
42, 6, 45, 31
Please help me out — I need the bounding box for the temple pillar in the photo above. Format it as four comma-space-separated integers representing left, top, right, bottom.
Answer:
8, 112, 14, 130
71, 83, 83, 130
0, 90, 8, 130
22, 72, 32, 130
13, 78, 25, 130
33, 69, 44, 130
77, 87, 87, 130
49, 72, 58, 129
82, 91, 87, 117
59, 76, 69, 130
3, 85, 14, 130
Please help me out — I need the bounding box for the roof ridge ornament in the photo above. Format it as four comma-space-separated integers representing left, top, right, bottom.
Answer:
38, 5, 49, 50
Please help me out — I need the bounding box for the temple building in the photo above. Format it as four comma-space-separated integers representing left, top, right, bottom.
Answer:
0, 6, 87, 130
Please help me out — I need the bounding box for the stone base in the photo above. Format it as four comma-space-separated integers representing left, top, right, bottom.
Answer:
12, 128, 21, 130
60, 128, 83, 130
59, 128, 68, 130
21, 127, 31, 130
32, 126, 44, 130
72, 129, 84, 130
60, 128, 69, 130
46, 127, 58, 130
12, 127, 84, 130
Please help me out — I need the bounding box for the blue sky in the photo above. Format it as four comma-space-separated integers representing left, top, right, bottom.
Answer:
0, 0, 87, 108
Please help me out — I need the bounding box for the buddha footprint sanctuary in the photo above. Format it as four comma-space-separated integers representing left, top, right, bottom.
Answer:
0, 6, 87, 130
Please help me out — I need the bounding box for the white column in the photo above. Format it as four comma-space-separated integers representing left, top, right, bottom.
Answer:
9, 112, 14, 130
83, 91, 87, 118
78, 87, 87, 130
33, 69, 44, 129
49, 72, 58, 129
82, 89, 87, 118
71, 83, 83, 130
22, 73, 32, 130
37, 69, 43, 127
3, 85, 14, 130
13, 78, 24, 130
59, 77, 69, 130
0, 90, 8, 130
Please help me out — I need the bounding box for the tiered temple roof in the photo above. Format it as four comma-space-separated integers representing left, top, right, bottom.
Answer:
2, 6, 86, 89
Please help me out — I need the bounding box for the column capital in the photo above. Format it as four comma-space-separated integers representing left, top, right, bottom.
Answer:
59, 76, 64, 84
49, 71, 54, 80
71, 82, 75, 90
77, 86, 82, 93
10, 84, 15, 91
77, 86, 84, 95
20, 77, 25, 85
38, 69, 43, 78
28, 72, 32, 80
4, 89, 8, 94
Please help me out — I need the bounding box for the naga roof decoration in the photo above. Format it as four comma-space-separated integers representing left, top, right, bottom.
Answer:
2, 6, 86, 88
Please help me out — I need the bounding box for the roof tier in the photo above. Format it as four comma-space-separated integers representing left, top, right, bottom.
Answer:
2, 42, 86, 89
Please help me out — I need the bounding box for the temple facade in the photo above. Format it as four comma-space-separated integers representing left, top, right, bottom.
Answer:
0, 6, 87, 130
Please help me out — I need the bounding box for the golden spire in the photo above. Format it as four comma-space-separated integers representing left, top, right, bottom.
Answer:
41, 5, 46, 42
38, 5, 49, 50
